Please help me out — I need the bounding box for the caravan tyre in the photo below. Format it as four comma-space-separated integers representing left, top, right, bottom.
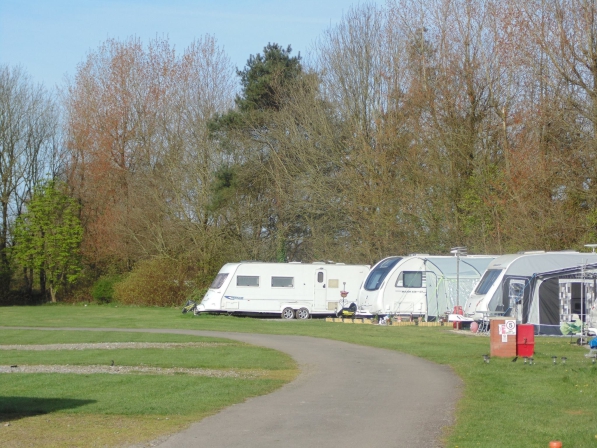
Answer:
281, 307, 296, 319
296, 307, 310, 320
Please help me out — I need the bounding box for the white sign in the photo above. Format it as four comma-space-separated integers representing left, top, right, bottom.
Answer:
498, 321, 516, 341
504, 320, 517, 335
499, 321, 516, 335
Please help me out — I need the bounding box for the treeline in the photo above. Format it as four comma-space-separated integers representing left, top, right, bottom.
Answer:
3, 0, 597, 304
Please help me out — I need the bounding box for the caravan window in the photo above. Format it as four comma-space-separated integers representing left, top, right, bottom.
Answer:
237, 276, 259, 287
364, 257, 402, 291
396, 272, 423, 288
272, 276, 294, 288
210, 273, 229, 289
474, 269, 503, 295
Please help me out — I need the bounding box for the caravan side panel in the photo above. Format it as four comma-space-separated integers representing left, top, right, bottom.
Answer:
198, 263, 369, 316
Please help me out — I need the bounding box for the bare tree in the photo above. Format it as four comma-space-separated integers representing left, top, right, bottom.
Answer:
64, 36, 236, 280
500, 0, 597, 249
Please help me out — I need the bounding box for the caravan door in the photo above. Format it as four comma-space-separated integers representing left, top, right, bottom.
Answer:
314, 269, 327, 311
393, 271, 426, 316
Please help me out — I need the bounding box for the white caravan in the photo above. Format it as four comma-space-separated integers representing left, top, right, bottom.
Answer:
196, 262, 370, 319
463, 251, 597, 321
356, 255, 495, 320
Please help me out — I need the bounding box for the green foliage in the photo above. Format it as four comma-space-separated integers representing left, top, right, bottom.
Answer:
208, 43, 303, 136
236, 43, 302, 112
113, 257, 192, 306
584, 208, 597, 245
91, 275, 121, 304
208, 109, 251, 134
12, 180, 83, 302
0, 263, 12, 298
206, 43, 310, 264
185, 287, 208, 304
208, 165, 238, 211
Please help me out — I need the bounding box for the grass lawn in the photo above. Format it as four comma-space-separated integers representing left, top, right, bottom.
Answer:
0, 330, 295, 371
0, 328, 296, 447
2, 304, 597, 447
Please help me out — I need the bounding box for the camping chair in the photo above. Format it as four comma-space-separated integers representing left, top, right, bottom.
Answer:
181, 300, 197, 314
478, 313, 491, 334
478, 307, 511, 334
337, 302, 357, 318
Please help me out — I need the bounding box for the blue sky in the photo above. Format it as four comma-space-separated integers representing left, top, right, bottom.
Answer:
0, 0, 379, 90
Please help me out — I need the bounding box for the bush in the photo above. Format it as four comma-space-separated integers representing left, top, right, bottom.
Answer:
185, 287, 208, 304
113, 257, 192, 306
91, 275, 121, 304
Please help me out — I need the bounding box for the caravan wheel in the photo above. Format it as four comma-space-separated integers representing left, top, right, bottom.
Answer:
296, 308, 310, 320
281, 307, 296, 319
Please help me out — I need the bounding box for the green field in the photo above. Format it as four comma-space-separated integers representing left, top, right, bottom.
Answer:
0, 326, 296, 447
1, 304, 597, 447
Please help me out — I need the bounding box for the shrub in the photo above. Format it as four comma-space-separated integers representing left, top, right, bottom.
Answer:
185, 287, 208, 304
91, 275, 121, 304
113, 257, 192, 306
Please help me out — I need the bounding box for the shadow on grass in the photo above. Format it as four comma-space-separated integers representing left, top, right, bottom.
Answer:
0, 397, 96, 422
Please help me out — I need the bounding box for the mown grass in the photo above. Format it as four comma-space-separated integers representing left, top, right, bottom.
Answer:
0, 329, 229, 344
2, 304, 597, 447
1, 374, 288, 415
0, 326, 296, 447
1, 414, 191, 448
0, 330, 295, 370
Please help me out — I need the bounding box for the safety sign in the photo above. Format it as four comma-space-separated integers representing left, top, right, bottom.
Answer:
498, 320, 516, 342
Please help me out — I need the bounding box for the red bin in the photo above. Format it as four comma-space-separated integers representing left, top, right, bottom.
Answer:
516, 324, 535, 357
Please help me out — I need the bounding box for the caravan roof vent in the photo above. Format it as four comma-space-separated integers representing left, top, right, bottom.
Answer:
409, 253, 430, 257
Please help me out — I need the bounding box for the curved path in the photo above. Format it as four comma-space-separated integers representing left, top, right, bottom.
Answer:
7, 327, 462, 448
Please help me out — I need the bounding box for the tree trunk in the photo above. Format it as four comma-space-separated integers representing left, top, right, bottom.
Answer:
49, 283, 57, 303
23, 267, 33, 295
40, 269, 46, 299
0, 201, 10, 297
